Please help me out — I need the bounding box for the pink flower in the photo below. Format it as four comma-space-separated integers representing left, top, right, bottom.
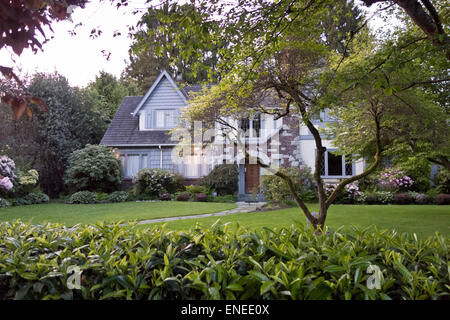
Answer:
0, 177, 13, 190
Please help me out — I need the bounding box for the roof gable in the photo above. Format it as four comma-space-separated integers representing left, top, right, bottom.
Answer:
131, 70, 187, 116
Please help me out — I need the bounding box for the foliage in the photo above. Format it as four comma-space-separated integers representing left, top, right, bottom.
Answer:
185, 185, 209, 197
194, 193, 208, 202
357, 191, 394, 205
210, 195, 236, 203
27, 73, 106, 197
82, 71, 141, 124
200, 164, 238, 196
435, 194, 450, 205
393, 193, 414, 205
124, 2, 223, 92
0, 198, 10, 209
0, 155, 17, 182
66, 191, 97, 204
413, 193, 432, 205
9, 192, 50, 206
64, 144, 123, 193
433, 169, 450, 194
159, 193, 172, 201
175, 192, 191, 202
13, 169, 40, 196
378, 168, 414, 192
0, 221, 448, 300
262, 167, 316, 204
107, 191, 130, 203
94, 192, 109, 202
0, 0, 87, 119
133, 168, 183, 199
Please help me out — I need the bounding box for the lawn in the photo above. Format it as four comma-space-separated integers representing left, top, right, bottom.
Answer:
147, 204, 450, 238
0, 201, 237, 226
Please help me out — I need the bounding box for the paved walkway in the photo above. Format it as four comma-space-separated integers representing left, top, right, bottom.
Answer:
135, 202, 266, 225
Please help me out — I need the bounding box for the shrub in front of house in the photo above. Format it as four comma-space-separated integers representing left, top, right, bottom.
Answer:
357, 191, 394, 205
9, 192, 50, 206
176, 192, 191, 201
200, 164, 238, 196
0, 197, 10, 209
435, 194, 450, 205
133, 168, 183, 199
210, 194, 236, 203
414, 193, 431, 204
185, 185, 209, 197
261, 166, 316, 204
195, 193, 208, 202
64, 144, 123, 193
159, 193, 172, 201
66, 191, 98, 204
0, 221, 448, 300
393, 193, 414, 205
107, 191, 130, 203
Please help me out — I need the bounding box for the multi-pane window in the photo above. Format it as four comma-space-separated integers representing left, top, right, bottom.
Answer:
126, 155, 140, 178
161, 148, 174, 171
155, 109, 176, 128
319, 150, 354, 177
239, 114, 262, 138
145, 109, 177, 129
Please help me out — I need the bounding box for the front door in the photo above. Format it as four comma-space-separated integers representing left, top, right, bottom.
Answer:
245, 164, 260, 193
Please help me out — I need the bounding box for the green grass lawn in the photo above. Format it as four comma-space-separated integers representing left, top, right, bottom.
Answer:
147, 204, 450, 238
0, 201, 236, 226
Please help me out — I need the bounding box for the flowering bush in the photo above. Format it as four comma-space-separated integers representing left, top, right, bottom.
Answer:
0, 197, 10, 209
378, 168, 414, 191
0, 177, 13, 191
107, 191, 130, 203
195, 193, 208, 202
159, 193, 172, 201
176, 192, 191, 201
133, 168, 183, 198
344, 183, 362, 200
435, 194, 450, 205
357, 191, 394, 205
0, 156, 17, 182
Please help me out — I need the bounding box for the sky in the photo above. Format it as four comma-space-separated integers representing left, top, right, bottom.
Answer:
0, 0, 153, 88
0, 0, 388, 88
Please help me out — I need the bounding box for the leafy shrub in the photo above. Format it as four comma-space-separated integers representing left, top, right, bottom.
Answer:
64, 144, 123, 193
23, 192, 50, 204
433, 169, 450, 194
261, 166, 316, 204
185, 185, 209, 196
107, 191, 130, 203
159, 193, 172, 201
0, 197, 10, 209
134, 168, 183, 198
357, 191, 394, 205
176, 192, 191, 201
200, 164, 238, 195
393, 193, 413, 205
414, 193, 431, 205
94, 192, 109, 202
67, 191, 98, 204
435, 194, 450, 205
13, 169, 40, 196
0, 221, 448, 300
210, 195, 236, 203
194, 193, 208, 202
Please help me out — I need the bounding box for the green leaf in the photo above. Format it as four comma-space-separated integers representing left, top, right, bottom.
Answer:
226, 283, 244, 292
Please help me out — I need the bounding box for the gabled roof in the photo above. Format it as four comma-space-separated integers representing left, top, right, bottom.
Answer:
100, 96, 176, 146
131, 70, 187, 116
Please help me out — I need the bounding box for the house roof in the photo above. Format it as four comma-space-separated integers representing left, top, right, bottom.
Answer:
100, 96, 175, 146
100, 85, 205, 147
131, 70, 187, 117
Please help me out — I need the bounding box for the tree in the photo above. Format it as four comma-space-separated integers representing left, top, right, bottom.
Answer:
153, 0, 448, 231
0, 0, 88, 119
27, 73, 105, 197
360, 0, 449, 59
83, 71, 140, 124
124, 2, 224, 91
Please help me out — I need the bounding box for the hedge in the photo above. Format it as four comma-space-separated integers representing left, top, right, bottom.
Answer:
0, 221, 448, 300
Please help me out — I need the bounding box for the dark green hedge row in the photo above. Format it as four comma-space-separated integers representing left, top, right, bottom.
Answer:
0, 221, 448, 300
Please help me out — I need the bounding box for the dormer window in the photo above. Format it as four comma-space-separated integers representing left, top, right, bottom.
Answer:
145, 109, 177, 129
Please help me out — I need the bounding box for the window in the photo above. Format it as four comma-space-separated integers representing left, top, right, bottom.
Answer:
126, 155, 140, 178
239, 114, 262, 138
319, 150, 353, 177
154, 109, 176, 129
161, 148, 174, 171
